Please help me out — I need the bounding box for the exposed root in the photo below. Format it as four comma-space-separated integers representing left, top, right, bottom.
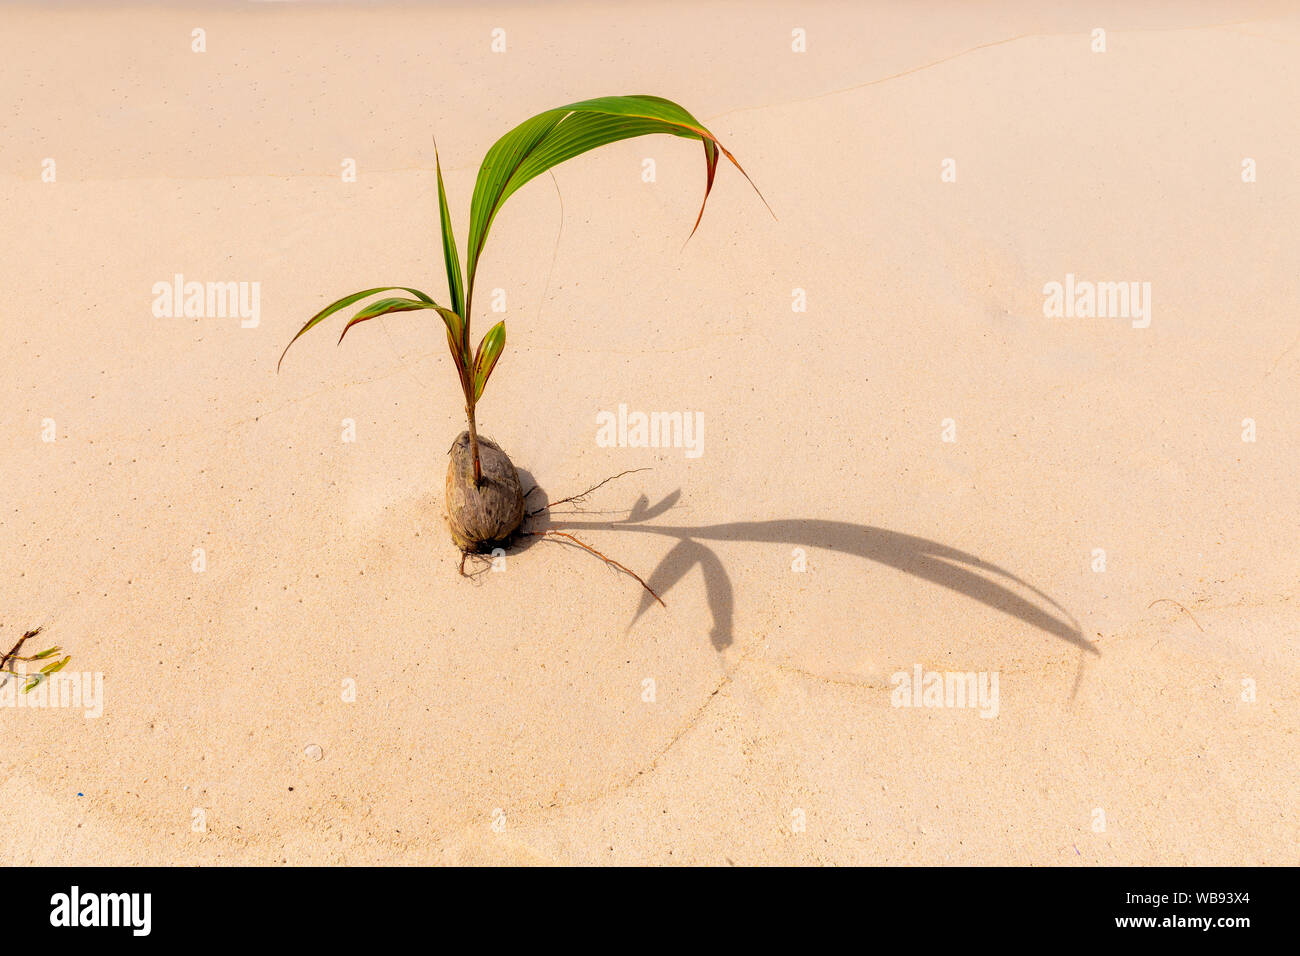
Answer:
520, 529, 665, 607
527, 468, 649, 518
457, 550, 495, 581
453, 467, 663, 610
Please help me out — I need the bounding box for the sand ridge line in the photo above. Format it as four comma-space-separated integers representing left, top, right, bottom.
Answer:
703, 16, 1283, 125
0, 167, 454, 187
754, 655, 1092, 694
487, 644, 1093, 834
500, 670, 735, 829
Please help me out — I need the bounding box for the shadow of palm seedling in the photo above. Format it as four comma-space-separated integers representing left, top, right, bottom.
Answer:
530, 489, 1091, 654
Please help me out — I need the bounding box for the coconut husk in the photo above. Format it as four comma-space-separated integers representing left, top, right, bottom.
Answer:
445, 431, 525, 552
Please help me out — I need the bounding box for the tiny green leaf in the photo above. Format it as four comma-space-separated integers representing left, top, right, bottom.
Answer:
471, 321, 506, 402
22, 674, 44, 694
40, 656, 70, 675
31, 647, 62, 660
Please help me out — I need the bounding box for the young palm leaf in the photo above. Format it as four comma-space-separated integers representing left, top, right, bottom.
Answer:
336, 297, 463, 347
461, 93, 770, 328
278, 286, 453, 371
450, 94, 769, 433
435, 143, 466, 339
471, 321, 506, 402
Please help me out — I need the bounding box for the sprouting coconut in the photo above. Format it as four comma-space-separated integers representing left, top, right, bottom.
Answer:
278, 94, 768, 581
444, 431, 525, 552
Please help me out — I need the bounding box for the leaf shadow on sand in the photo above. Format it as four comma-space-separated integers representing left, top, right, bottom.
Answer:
514, 477, 1093, 656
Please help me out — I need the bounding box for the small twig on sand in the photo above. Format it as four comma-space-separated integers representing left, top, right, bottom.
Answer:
528, 468, 649, 517
1147, 598, 1205, 633
520, 530, 664, 607
1, 626, 41, 674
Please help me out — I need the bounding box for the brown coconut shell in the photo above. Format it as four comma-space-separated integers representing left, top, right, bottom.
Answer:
445, 431, 525, 552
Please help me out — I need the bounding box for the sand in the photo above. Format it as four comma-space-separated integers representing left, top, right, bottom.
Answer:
2, 0, 1297, 865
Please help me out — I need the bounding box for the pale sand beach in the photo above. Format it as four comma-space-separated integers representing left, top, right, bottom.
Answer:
2, 0, 1297, 865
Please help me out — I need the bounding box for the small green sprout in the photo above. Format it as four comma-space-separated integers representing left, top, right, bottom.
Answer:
0, 626, 71, 694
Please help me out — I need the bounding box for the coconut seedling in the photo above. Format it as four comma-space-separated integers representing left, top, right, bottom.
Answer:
279, 94, 765, 574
